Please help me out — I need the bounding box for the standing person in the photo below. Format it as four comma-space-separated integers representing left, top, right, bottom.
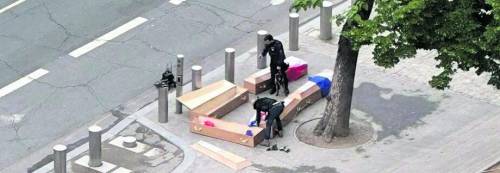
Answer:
259, 34, 290, 95
261, 101, 285, 147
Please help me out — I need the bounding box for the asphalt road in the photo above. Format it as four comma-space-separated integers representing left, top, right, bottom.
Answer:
0, 0, 318, 170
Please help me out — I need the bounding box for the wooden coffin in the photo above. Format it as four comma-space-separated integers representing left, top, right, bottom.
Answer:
190, 87, 249, 118
280, 69, 334, 126
292, 81, 323, 112
294, 69, 333, 112
190, 115, 265, 147
280, 96, 301, 126
177, 80, 236, 110
243, 68, 271, 94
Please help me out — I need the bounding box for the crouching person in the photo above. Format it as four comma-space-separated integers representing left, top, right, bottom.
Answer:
253, 97, 277, 127
261, 101, 285, 147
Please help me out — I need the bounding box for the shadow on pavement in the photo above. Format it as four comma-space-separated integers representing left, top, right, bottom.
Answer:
352, 82, 440, 141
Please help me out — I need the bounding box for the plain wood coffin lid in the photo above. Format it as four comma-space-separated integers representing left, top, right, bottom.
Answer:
177, 80, 235, 110
191, 141, 252, 170
195, 115, 263, 134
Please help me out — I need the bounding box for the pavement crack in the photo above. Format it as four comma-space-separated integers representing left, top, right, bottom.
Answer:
0, 58, 22, 75
189, 0, 251, 19
136, 39, 176, 56
38, 0, 78, 49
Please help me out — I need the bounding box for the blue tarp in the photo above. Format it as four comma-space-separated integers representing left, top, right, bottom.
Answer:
308, 76, 332, 97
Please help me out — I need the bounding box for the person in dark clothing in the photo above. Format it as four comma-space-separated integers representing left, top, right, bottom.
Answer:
253, 97, 277, 126
261, 101, 285, 147
260, 34, 289, 95
154, 66, 176, 91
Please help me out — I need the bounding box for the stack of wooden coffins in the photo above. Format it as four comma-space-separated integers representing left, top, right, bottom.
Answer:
243, 56, 308, 94
177, 80, 265, 147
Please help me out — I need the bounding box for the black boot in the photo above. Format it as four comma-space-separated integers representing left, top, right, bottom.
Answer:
284, 89, 289, 96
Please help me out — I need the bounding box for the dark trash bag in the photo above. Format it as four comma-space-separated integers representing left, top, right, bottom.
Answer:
308, 75, 332, 97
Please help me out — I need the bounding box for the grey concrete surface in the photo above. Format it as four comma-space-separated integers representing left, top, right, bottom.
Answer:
0, 0, 319, 170
5, 0, 498, 172
136, 6, 500, 172
70, 122, 183, 173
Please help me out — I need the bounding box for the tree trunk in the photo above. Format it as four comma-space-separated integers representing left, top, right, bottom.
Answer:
313, 0, 375, 142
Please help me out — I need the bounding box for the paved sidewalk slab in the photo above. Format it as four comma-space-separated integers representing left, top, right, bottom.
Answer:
140, 10, 500, 173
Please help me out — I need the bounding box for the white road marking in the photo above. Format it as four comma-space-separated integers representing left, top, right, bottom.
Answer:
69, 17, 148, 58
0, 0, 25, 14
169, 0, 185, 5
0, 68, 49, 98
270, 0, 285, 5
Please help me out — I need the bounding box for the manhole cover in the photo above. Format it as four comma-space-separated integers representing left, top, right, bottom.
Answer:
295, 118, 375, 149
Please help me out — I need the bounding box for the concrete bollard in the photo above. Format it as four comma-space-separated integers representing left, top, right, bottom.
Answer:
191, 65, 202, 90
225, 48, 235, 83
53, 145, 67, 173
175, 54, 184, 114
257, 30, 268, 69
320, 1, 334, 40
289, 13, 300, 51
88, 126, 102, 167
158, 84, 168, 123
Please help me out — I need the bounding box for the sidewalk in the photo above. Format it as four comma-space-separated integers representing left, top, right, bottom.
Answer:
29, 1, 500, 172
141, 4, 500, 173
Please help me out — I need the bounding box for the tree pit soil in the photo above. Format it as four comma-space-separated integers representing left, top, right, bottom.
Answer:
295, 118, 375, 149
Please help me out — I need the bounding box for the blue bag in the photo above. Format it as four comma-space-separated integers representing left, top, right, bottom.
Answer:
308, 76, 332, 97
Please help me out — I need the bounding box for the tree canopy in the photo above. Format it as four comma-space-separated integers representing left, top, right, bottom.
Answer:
292, 0, 500, 89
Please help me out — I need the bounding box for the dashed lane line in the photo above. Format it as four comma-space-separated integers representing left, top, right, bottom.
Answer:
0, 68, 49, 98
169, 0, 186, 5
69, 17, 148, 58
0, 0, 26, 14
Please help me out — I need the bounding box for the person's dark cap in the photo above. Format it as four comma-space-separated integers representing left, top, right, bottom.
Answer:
264, 34, 273, 41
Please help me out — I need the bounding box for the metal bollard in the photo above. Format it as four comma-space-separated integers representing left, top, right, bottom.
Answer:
53, 145, 67, 173
225, 48, 235, 83
175, 54, 184, 114
191, 65, 202, 90
257, 30, 268, 69
88, 126, 102, 167
289, 13, 300, 51
320, 1, 334, 40
158, 84, 168, 123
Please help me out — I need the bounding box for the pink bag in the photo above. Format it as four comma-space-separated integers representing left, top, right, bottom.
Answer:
284, 57, 308, 81
287, 64, 308, 81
